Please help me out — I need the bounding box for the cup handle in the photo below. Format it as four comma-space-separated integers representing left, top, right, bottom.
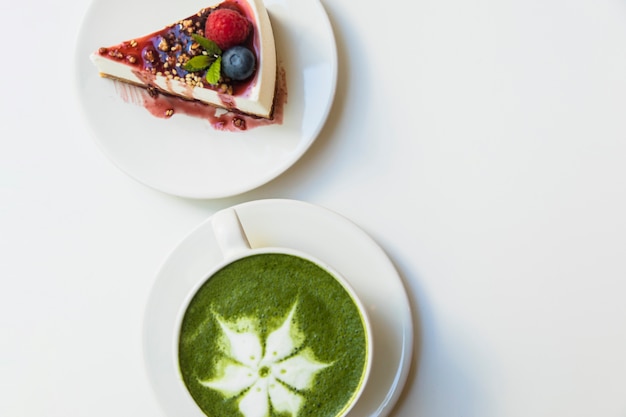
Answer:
211, 208, 251, 260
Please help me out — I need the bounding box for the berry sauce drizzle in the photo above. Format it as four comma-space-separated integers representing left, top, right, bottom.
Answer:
97, 1, 255, 96
114, 65, 286, 132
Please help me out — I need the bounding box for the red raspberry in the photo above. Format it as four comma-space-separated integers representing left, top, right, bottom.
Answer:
205, 8, 252, 50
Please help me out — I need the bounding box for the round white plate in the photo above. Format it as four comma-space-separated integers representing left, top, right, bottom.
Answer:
75, 0, 337, 199
143, 199, 413, 417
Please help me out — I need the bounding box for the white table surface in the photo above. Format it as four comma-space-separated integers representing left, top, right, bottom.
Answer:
2, 0, 626, 416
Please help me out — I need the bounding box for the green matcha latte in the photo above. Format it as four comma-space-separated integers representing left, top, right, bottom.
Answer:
178, 253, 370, 417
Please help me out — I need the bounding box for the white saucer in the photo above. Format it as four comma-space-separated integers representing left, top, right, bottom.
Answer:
75, 0, 337, 199
143, 199, 413, 417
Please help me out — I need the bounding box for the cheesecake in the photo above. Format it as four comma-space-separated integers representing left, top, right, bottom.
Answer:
90, 0, 277, 119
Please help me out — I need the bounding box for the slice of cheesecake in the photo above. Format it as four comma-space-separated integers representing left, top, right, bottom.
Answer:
90, 0, 277, 119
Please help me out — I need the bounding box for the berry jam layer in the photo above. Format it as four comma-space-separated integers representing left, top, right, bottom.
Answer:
96, 1, 257, 96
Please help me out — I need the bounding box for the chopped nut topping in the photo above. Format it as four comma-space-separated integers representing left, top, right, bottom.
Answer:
233, 118, 246, 130
108, 49, 124, 60
144, 49, 156, 63
164, 109, 174, 118
158, 38, 169, 52
218, 84, 233, 95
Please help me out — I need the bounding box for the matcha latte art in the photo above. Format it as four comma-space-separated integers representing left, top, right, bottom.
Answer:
178, 253, 370, 417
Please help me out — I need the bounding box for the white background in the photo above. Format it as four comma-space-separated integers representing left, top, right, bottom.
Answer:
2, 0, 626, 416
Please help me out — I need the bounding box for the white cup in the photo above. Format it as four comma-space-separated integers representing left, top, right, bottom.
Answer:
174, 207, 373, 417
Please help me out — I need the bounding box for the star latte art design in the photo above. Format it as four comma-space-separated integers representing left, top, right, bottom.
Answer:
200, 303, 331, 417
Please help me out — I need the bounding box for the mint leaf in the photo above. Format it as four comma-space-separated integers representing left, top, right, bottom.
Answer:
183, 55, 213, 72
206, 56, 222, 85
192, 34, 221, 56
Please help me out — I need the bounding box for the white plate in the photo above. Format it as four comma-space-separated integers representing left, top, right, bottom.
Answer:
75, 0, 337, 199
143, 199, 414, 417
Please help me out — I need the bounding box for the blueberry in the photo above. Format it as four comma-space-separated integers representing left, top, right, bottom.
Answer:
222, 46, 256, 81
